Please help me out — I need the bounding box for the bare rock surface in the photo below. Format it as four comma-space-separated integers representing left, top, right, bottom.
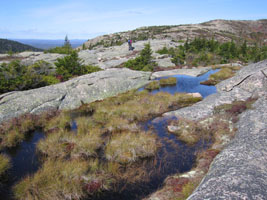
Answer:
188, 93, 267, 200
0, 68, 150, 124
0, 39, 179, 69
155, 60, 267, 199
151, 67, 211, 79
164, 60, 267, 120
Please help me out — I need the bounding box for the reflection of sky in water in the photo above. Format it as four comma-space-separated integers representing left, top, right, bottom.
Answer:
140, 69, 220, 98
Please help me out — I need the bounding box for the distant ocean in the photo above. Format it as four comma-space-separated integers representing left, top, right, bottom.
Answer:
11, 39, 87, 50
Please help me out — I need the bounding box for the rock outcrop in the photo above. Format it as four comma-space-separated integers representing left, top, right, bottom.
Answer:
155, 60, 267, 199
0, 39, 179, 69
151, 67, 211, 79
0, 68, 150, 124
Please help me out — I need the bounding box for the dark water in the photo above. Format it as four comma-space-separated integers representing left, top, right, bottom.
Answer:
0, 70, 219, 200
139, 69, 219, 98
95, 117, 210, 200
0, 131, 45, 199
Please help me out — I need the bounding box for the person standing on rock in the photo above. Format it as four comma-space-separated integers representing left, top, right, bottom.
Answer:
128, 39, 134, 51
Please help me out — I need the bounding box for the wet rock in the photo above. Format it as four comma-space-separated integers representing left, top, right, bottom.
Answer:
0, 68, 150, 124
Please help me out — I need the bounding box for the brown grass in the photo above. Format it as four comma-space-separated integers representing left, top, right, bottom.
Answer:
0, 154, 11, 178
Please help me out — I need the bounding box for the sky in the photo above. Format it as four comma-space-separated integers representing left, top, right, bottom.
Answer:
0, 0, 266, 40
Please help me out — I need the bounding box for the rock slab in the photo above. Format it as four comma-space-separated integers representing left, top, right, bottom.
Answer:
0, 68, 150, 124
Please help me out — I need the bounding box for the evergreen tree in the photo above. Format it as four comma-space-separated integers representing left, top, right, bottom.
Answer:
63, 35, 72, 54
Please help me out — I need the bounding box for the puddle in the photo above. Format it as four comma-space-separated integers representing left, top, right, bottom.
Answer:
139, 69, 219, 98
0, 131, 45, 199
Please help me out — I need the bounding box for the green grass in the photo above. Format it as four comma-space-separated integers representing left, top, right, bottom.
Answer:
0, 154, 11, 178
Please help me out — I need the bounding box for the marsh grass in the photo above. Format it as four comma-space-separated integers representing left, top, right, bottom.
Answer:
105, 131, 158, 164
13, 160, 91, 200
0, 110, 58, 148
0, 154, 11, 178
159, 77, 177, 86
13, 89, 203, 198
200, 67, 235, 85
145, 81, 160, 90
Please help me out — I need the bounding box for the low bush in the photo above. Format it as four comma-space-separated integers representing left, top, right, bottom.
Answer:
123, 43, 157, 71
55, 51, 102, 81
0, 60, 59, 94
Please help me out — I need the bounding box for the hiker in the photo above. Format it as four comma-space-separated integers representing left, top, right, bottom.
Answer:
128, 39, 132, 51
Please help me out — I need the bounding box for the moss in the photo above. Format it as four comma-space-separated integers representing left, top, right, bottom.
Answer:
159, 77, 177, 86
145, 81, 160, 90
0, 154, 11, 178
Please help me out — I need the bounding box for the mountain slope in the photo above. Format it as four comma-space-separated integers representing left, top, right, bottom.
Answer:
0, 39, 42, 53
79, 19, 267, 49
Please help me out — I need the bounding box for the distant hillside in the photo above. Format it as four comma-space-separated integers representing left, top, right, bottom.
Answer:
79, 19, 267, 49
13, 39, 87, 49
0, 39, 42, 53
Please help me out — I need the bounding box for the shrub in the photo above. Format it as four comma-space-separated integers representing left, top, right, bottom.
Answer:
123, 43, 157, 71
55, 51, 101, 81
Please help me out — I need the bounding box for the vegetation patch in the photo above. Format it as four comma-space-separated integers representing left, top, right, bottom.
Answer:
159, 98, 257, 199
10, 89, 203, 198
159, 77, 177, 86
105, 131, 158, 164
200, 67, 236, 85
0, 110, 58, 148
156, 37, 267, 67
145, 81, 160, 90
0, 154, 11, 178
13, 159, 113, 200
123, 43, 157, 71
0, 52, 101, 94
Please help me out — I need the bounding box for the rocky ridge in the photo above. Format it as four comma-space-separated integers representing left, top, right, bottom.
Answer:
79, 19, 267, 50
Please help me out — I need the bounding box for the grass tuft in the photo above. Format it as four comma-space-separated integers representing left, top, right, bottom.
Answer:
159, 77, 177, 86
0, 154, 11, 178
105, 131, 158, 164
145, 81, 160, 90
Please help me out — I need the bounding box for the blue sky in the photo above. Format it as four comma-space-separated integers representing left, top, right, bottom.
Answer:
0, 0, 266, 39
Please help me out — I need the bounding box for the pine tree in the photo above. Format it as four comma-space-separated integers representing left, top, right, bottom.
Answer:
63, 35, 72, 54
